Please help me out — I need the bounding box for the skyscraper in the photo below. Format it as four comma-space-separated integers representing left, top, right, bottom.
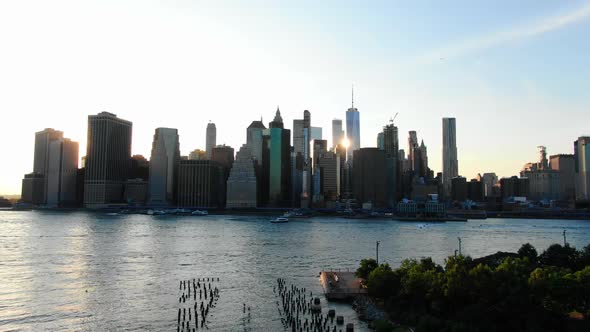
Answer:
226, 145, 257, 208
331, 119, 344, 149
46, 138, 79, 207
206, 122, 216, 159
265, 107, 291, 207
574, 136, 590, 200
176, 160, 225, 208
442, 117, 458, 197
346, 88, 360, 162
382, 121, 399, 206
84, 112, 132, 208
352, 148, 387, 208
246, 120, 266, 162
408, 130, 418, 170
148, 128, 180, 206
292, 110, 311, 207
32, 128, 64, 204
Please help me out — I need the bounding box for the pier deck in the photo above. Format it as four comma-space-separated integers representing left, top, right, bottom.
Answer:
320, 271, 367, 301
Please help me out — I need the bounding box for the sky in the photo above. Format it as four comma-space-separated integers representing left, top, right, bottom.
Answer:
1, 0, 589, 195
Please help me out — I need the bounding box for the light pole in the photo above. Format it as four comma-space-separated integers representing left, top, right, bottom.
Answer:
376, 241, 380, 265
563, 230, 567, 247
457, 237, 462, 256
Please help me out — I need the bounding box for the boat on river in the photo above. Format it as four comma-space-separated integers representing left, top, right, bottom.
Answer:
270, 217, 289, 223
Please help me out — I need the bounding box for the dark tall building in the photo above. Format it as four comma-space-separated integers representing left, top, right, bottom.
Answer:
84, 112, 132, 208
382, 121, 399, 207
130, 154, 149, 180
352, 148, 387, 208
451, 176, 467, 202
21, 173, 45, 205
500, 176, 530, 199
211, 144, 234, 207
263, 108, 291, 207
467, 178, 484, 202
176, 160, 225, 208
550, 154, 575, 201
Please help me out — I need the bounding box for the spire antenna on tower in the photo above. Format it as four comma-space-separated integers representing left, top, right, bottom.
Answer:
351, 84, 354, 109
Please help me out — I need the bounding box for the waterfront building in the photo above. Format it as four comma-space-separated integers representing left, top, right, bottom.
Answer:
246, 120, 266, 162
130, 154, 149, 180
574, 137, 590, 200
317, 151, 341, 202
84, 112, 132, 208
312, 139, 328, 203
442, 117, 458, 198
188, 149, 207, 161
293, 111, 312, 207
25, 128, 64, 204
382, 121, 399, 207
377, 132, 384, 151
467, 178, 484, 202
500, 176, 529, 200
176, 160, 225, 208
520, 146, 559, 201
265, 108, 291, 207
148, 128, 180, 206
226, 145, 257, 208
352, 148, 387, 208
124, 179, 148, 205
21, 173, 45, 205
549, 154, 575, 201
481, 173, 498, 198
408, 131, 418, 171
206, 122, 216, 159
332, 119, 344, 149
211, 145, 235, 171
451, 176, 467, 202
346, 89, 360, 162
46, 138, 79, 207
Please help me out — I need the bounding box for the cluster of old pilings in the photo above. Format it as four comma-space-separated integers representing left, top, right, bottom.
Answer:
275, 278, 353, 332
176, 277, 220, 332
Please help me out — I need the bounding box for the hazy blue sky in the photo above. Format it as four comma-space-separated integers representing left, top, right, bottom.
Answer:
1, 0, 589, 195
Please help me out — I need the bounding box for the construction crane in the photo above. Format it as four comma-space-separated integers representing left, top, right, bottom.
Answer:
390, 112, 399, 124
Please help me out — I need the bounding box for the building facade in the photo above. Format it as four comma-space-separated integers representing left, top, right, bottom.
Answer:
226, 145, 257, 208
574, 137, 590, 200
32, 128, 64, 204
206, 122, 216, 159
176, 160, 225, 208
352, 148, 387, 208
84, 112, 132, 208
46, 138, 79, 207
148, 128, 180, 206
549, 154, 575, 201
332, 119, 344, 149
442, 117, 458, 198
346, 92, 360, 162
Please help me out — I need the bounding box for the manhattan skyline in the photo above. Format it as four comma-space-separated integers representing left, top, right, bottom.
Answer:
2, 1, 590, 195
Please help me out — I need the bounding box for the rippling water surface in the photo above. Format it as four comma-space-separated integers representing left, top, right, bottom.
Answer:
1, 211, 589, 331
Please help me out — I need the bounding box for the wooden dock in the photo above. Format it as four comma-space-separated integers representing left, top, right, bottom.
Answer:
320, 271, 367, 301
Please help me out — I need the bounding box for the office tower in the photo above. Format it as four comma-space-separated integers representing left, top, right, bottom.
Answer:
382, 121, 399, 207
130, 155, 149, 180
148, 128, 180, 206
317, 151, 341, 202
247, 120, 266, 162
442, 117, 458, 197
189, 149, 207, 161
124, 179, 148, 205
264, 107, 291, 207
332, 119, 344, 149
520, 146, 559, 201
352, 148, 387, 208
311, 139, 328, 202
293, 110, 311, 207
500, 176, 529, 199
84, 112, 132, 208
451, 176, 467, 202
481, 173, 498, 198
346, 88, 360, 162
32, 128, 64, 204
574, 137, 590, 200
419, 140, 428, 177
226, 145, 257, 208
21, 173, 45, 205
310, 127, 322, 141
206, 122, 216, 159
467, 178, 484, 202
377, 132, 384, 150
408, 131, 418, 170
549, 154, 575, 201
46, 138, 79, 207
335, 143, 347, 197
211, 145, 235, 171
176, 160, 225, 208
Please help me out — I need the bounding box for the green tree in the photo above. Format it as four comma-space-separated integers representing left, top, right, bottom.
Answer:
356, 258, 379, 279
539, 244, 579, 270
517, 243, 538, 263
367, 263, 398, 299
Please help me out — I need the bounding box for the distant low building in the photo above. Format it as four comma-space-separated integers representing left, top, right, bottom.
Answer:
21, 173, 45, 205
176, 160, 225, 208
520, 146, 559, 201
500, 176, 529, 200
451, 176, 467, 202
125, 179, 148, 206
549, 154, 575, 201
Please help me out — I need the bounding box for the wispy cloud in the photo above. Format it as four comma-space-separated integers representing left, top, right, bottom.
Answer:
415, 2, 590, 64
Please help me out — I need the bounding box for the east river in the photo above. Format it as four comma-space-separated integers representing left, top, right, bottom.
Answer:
1, 211, 589, 331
